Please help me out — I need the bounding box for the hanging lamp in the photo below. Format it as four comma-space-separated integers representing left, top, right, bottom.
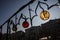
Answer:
40, 10, 50, 20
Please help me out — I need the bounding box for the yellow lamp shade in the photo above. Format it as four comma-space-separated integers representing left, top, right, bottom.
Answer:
40, 10, 50, 20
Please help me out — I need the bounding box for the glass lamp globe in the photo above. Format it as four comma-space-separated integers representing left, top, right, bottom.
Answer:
40, 10, 50, 20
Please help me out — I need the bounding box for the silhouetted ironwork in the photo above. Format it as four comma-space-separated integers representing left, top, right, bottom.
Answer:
0, 0, 35, 40
44, 0, 47, 1
0, 0, 60, 40
0, 0, 35, 27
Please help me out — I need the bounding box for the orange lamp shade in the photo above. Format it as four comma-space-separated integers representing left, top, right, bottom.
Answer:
40, 10, 50, 20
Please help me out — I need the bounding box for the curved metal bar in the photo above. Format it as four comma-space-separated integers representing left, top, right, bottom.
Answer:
39, 1, 49, 9
35, 1, 39, 16
10, 20, 15, 25
48, 2, 59, 10
32, 1, 39, 20
18, 14, 25, 25
38, 1, 44, 11
28, 5, 33, 26
34, 1, 49, 16
15, 14, 17, 25
0, 0, 35, 27
18, 13, 29, 25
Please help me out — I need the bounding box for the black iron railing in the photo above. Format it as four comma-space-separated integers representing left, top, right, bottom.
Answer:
0, 0, 60, 40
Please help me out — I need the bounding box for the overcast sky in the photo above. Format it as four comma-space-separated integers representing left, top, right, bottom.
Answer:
0, 0, 60, 33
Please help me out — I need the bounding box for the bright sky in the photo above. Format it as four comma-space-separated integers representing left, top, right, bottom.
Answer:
0, 0, 60, 33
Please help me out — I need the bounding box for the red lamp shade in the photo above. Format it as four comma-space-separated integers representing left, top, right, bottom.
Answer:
22, 21, 29, 28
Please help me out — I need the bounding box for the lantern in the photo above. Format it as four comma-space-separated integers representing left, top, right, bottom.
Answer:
12, 24, 17, 32
40, 10, 50, 20
22, 21, 29, 28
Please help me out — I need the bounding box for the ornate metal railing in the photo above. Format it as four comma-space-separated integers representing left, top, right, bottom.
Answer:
0, 0, 60, 40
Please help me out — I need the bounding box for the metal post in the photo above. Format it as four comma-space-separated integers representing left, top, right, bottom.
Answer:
28, 5, 33, 27
6, 20, 11, 40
